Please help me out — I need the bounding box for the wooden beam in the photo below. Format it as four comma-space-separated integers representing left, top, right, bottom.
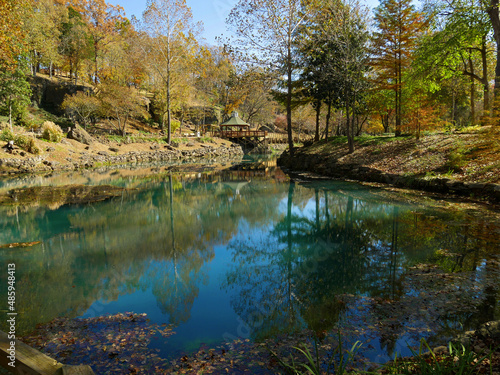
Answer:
0, 330, 94, 375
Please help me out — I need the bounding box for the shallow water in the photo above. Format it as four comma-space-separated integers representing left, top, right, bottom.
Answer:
1, 158, 499, 364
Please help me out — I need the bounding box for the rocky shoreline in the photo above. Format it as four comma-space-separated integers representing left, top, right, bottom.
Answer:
278, 149, 500, 204
0, 141, 244, 175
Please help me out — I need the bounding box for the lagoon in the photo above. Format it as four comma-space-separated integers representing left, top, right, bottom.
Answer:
0, 158, 499, 369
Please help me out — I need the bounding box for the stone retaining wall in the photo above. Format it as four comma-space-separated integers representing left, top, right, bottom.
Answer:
0, 144, 244, 175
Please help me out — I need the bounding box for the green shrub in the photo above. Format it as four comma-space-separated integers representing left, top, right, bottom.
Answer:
15, 135, 41, 154
41, 121, 64, 142
14, 134, 30, 149
0, 128, 15, 142
16, 113, 37, 129
27, 137, 41, 155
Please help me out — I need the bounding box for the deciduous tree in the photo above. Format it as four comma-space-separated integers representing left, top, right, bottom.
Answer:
0, 0, 31, 71
141, 0, 200, 144
227, 0, 309, 155
371, 0, 427, 136
98, 83, 147, 136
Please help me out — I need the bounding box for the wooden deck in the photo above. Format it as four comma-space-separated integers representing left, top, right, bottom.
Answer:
0, 330, 94, 375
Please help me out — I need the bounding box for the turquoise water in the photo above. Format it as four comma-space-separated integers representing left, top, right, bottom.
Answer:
0, 160, 499, 364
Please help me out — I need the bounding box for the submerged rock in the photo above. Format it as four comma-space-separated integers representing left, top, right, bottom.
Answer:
0, 184, 130, 208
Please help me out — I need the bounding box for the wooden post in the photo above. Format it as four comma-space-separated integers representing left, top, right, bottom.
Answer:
0, 330, 95, 375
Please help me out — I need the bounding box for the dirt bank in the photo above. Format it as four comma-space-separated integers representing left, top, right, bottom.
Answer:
0, 134, 244, 175
278, 129, 500, 204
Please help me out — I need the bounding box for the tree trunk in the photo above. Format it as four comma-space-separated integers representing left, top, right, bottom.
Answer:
325, 99, 332, 140
167, 61, 172, 144
9, 102, 13, 130
286, 47, 294, 155
314, 99, 321, 142
470, 54, 476, 125
347, 103, 354, 153
94, 41, 99, 84
481, 38, 490, 114
487, 0, 500, 115
336, 110, 342, 135
395, 51, 402, 136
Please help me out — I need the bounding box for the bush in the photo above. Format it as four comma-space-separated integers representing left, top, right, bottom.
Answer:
14, 134, 30, 149
0, 128, 15, 142
27, 137, 41, 155
15, 135, 41, 154
41, 121, 64, 142
16, 112, 37, 129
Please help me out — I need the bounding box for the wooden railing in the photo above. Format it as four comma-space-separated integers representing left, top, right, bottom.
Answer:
217, 130, 268, 138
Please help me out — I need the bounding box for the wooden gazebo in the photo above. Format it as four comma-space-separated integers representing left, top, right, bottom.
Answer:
218, 112, 267, 139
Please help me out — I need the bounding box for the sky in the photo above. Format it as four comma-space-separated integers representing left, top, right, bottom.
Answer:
110, 0, 380, 45
108, 0, 240, 44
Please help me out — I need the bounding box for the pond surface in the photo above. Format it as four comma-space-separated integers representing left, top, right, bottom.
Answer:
0, 158, 499, 367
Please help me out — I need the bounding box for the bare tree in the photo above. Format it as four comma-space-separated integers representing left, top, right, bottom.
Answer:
227, 0, 309, 156
141, 0, 200, 144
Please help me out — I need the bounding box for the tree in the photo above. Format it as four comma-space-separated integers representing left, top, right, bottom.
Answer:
98, 83, 147, 136
414, 0, 492, 124
486, 0, 500, 104
0, 0, 31, 71
0, 68, 32, 129
71, 0, 126, 84
305, 0, 370, 152
371, 0, 427, 136
227, 0, 310, 156
141, 0, 200, 144
59, 6, 93, 84
62, 91, 100, 129
24, 0, 66, 77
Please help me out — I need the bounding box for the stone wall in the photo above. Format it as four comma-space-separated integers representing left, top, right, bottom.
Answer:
0, 144, 244, 175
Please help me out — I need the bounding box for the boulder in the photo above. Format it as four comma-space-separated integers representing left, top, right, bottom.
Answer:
477, 320, 500, 341
67, 125, 94, 145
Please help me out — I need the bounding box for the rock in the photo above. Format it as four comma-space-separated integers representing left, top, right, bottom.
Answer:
432, 346, 448, 355
186, 142, 195, 147
451, 331, 475, 347
97, 151, 109, 156
248, 145, 273, 155
2, 140, 15, 153
46, 147, 55, 152
67, 125, 94, 145
477, 320, 500, 341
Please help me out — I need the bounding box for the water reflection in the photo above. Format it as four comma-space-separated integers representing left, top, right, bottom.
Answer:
0, 162, 499, 363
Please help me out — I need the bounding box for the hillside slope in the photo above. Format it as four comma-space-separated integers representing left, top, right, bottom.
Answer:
278, 127, 500, 202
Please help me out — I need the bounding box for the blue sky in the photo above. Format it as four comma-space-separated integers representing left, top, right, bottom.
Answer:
110, 0, 380, 45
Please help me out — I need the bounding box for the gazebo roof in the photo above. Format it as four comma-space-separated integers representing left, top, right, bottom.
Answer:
220, 112, 249, 127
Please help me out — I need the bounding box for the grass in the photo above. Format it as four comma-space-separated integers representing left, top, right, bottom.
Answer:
325, 135, 407, 147
385, 339, 493, 375
106, 134, 169, 144
269, 332, 362, 375
269, 334, 495, 375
